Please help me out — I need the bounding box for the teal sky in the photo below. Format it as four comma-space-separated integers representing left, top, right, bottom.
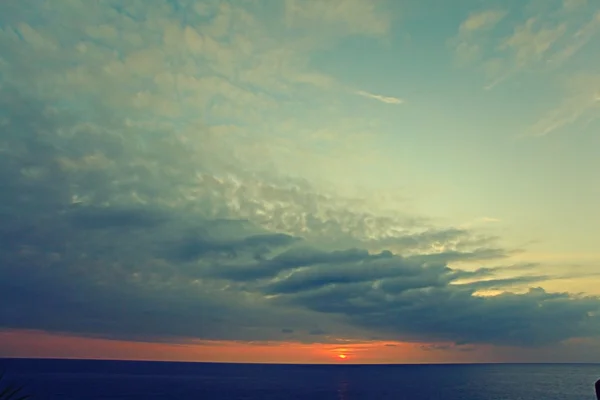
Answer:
1, 0, 600, 363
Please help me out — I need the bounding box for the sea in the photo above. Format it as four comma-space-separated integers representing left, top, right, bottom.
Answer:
0, 358, 598, 400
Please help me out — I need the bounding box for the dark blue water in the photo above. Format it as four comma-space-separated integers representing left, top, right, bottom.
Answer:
1, 359, 598, 400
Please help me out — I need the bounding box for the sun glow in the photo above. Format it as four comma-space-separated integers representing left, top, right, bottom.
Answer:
338, 354, 347, 359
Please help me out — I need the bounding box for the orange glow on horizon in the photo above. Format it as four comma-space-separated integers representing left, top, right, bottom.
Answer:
0, 329, 495, 364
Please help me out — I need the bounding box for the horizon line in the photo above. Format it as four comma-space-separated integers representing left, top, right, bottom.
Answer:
2, 357, 599, 366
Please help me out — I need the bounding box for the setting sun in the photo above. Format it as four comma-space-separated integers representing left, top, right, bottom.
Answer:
338, 354, 347, 360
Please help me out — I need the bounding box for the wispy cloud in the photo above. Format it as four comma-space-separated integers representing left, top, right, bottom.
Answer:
547, 11, 600, 68
480, 217, 501, 223
452, 2, 599, 85
525, 73, 600, 137
450, 9, 507, 66
356, 90, 405, 104
284, 0, 391, 37
459, 217, 502, 229
459, 10, 507, 33
563, 0, 589, 11
450, 1, 600, 135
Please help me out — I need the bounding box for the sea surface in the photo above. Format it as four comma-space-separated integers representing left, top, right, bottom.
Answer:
0, 358, 599, 400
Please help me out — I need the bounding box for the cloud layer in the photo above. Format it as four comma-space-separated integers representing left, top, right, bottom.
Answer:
450, 0, 600, 136
0, 0, 599, 354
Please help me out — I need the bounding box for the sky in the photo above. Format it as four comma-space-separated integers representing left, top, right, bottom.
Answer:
0, 0, 599, 364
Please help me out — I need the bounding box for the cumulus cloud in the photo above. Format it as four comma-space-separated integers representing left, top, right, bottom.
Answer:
0, 0, 599, 352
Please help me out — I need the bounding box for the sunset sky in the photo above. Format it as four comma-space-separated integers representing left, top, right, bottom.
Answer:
1, 0, 600, 364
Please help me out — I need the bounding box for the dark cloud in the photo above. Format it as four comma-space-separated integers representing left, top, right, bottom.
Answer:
452, 263, 540, 281
261, 249, 508, 295
273, 279, 600, 346
419, 343, 475, 352
204, 247, 384, 281
0, 86, 318, 342
248, 248, 600, 347
168, 232, 299, 262
0, 240, 342, 343
66, 206, 168, 230
1, 87, 599, 350
420, 344, 452, 352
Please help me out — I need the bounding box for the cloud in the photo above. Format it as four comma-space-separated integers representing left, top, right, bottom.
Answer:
1, 84, 599, 348
563, 0, 588, 10
274, 276, 600, 346
459, 10, 507, 33
66, 207, 168, 230
525, 73, 600, 137
450, 9, 507, 66
204, 247, 378, 281
452, 276, 550, 291
480, 217, 501, 223
261, 248, 512, 295
168, 232, 299, 262
547, 11, 600, 67
484, 17, 568, 89
450, 1, 600, 136
451, 3, 598, 82
1, 0, 600, 353
284, 0, 391, 38
356, 90, 405, 105
420, 343, 475, 352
